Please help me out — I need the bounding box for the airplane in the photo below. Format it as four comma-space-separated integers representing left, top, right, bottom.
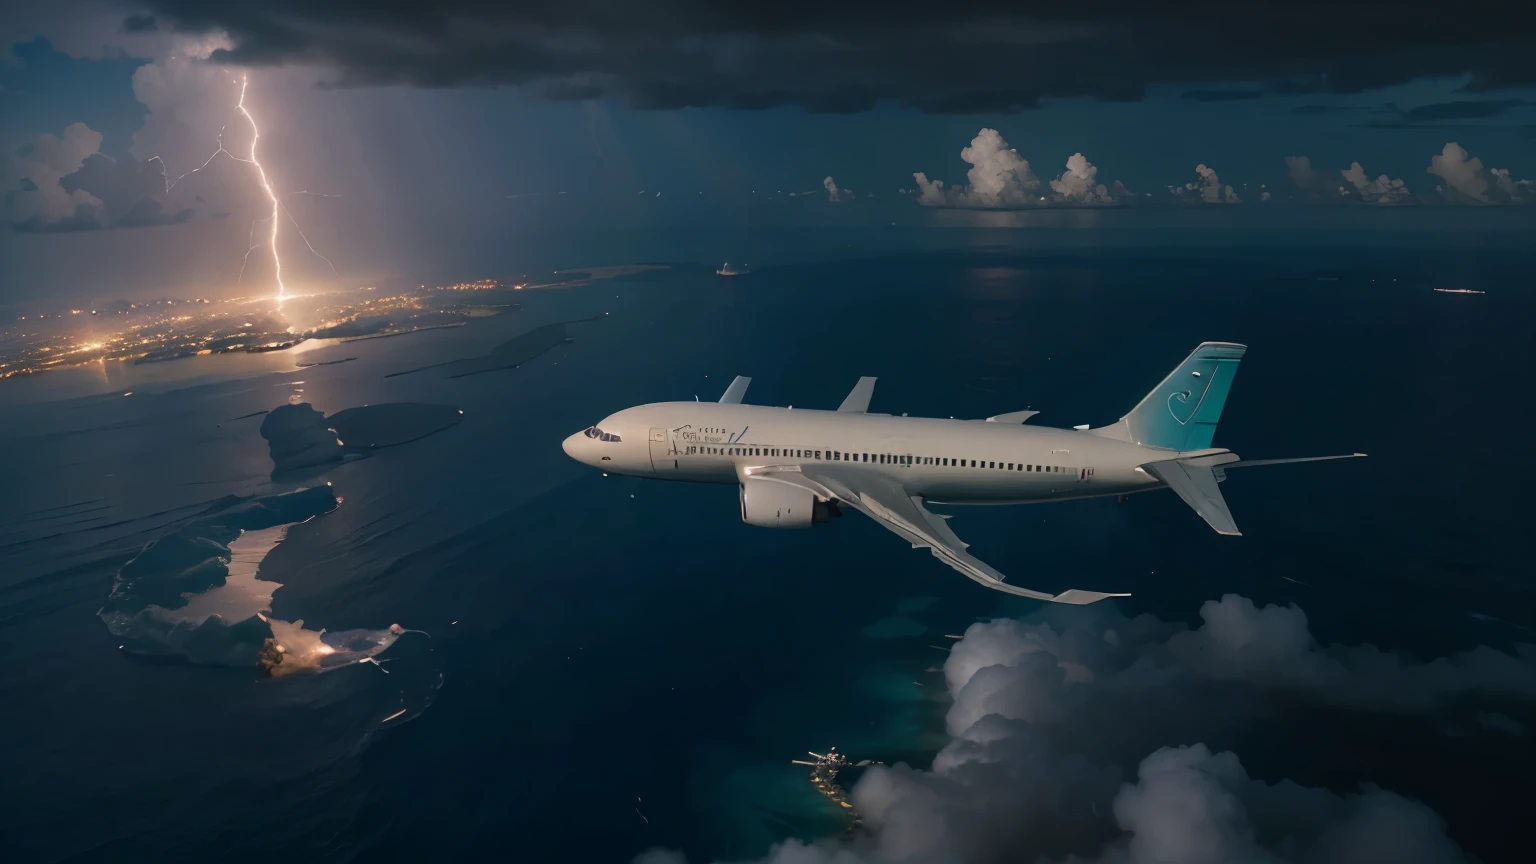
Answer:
562, 343, 1363, 604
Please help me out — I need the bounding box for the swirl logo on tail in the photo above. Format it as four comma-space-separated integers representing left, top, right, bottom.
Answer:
1167, 367, 1217, 425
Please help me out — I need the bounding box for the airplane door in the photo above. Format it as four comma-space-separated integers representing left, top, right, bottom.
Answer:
649, 428, 675, 471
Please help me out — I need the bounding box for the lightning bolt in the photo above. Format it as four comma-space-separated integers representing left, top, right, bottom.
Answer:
156, 125, 245, 192
234, 75, 288, 303
151, 75, 339, 301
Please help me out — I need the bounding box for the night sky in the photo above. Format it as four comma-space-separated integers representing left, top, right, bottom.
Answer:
3, 2, 1534, 301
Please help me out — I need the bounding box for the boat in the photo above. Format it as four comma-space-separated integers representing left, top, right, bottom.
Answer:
716, 261, 748, 276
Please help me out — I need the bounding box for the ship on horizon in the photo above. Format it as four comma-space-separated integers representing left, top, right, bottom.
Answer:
716, 261, 749, 276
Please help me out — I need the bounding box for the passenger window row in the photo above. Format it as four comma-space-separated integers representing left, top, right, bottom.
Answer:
680, 445, 1092, 479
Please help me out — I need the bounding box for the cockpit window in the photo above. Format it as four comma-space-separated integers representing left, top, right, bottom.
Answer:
584, 426, 621, 443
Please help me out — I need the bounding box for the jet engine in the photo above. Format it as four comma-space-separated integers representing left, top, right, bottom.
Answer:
739, 477, 842, 529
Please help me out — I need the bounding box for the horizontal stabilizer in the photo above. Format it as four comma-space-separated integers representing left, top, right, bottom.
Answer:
986, 410, 1040, 424
1144, 459, 1241, 536
838, 377, 877, 413
1224, 453, 1366, 469
719, 376, 751, 404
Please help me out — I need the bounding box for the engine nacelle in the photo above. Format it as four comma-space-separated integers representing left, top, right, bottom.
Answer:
739, 478, 841, 529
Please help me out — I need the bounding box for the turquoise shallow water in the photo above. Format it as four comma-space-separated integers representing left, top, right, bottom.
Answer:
2, 241, 1533, 863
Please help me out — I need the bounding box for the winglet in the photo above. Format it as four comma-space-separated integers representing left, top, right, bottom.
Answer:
986, 410, 1040, 424
1052, 589, 1132, 605
838, 377, 877, 413
719, 376, 751, 404
980, 576, 1130, 604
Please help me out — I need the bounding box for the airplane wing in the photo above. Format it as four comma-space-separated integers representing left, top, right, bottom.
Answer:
747, 464, 1127, 605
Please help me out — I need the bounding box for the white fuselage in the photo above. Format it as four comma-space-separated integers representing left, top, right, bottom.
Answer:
562, 402, 1174, 504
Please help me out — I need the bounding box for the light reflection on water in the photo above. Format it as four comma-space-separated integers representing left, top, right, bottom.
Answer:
97, 485, 417, 678
175, 523, 287, 623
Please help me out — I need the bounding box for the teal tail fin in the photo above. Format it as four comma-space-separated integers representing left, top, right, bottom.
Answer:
1092, 342, 1246, 451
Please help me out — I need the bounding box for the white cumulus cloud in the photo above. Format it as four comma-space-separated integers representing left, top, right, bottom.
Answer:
1491, 168, 1535, 202
913, 128, 1042, 208
1428, 142, 1534, 204
1428, 143, 1489, 202
1285, 155, 1324, 192
1341, 161, 1411, 203
1172, 163, 1240, 203
3, 123, 106, 230
1287, 156, 1411, 204
129, 39, 239, 162
638, 593, 1532, 864
1047, 152, 1131, 204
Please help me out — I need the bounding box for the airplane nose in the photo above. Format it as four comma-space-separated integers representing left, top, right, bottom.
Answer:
562, 432, 583, 461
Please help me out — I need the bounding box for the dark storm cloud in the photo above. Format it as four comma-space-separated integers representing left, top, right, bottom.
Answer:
60, 152, 155, 212
8, 210, 108, 234
1402, 98, 1529, 122
122, 13, 157, 33
61, 152, 192, 228
1182, 89, 1264, 102
1267, 78, 1334, 95
1349, 99, 1534, 129
1289, 104, 1368, 115
6, 125, 193, 234
129, 0, 1536, 113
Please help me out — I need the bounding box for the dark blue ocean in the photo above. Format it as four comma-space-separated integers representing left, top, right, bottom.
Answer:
2, 233, 1533, 863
